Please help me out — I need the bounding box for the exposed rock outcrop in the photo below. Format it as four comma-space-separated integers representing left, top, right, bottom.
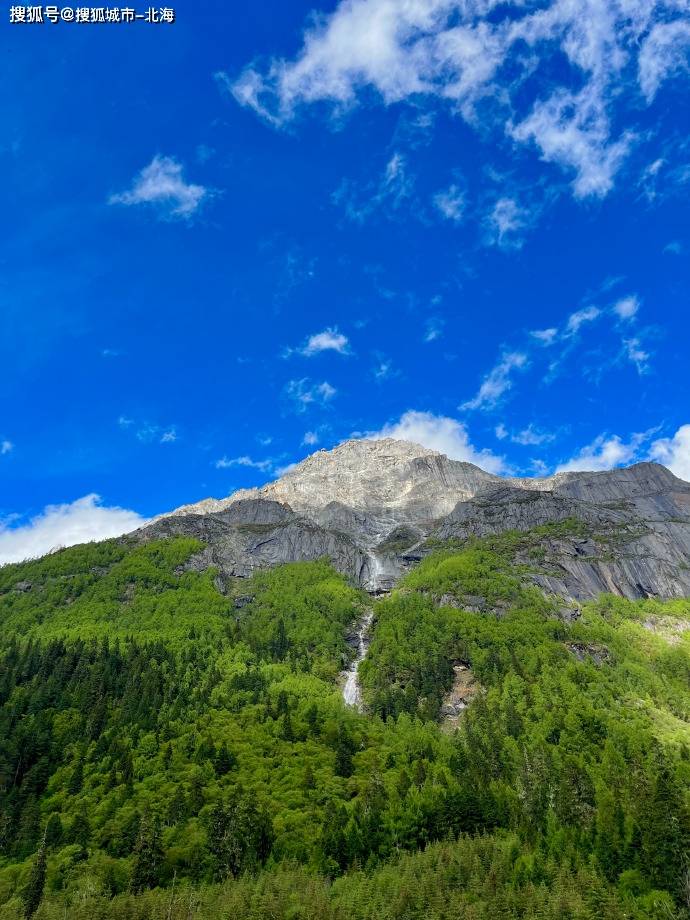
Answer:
137, 439, 690, 601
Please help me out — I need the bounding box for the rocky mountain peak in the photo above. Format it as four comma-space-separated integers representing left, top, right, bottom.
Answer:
148, 439, 690, 601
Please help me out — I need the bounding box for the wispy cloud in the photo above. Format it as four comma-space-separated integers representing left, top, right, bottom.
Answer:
612, 295, 640, 321
110, 155, 209, 220
424, 317, 444, 342
118, 416, 179, 445
227, 0, 690, 207
215, 455, 273, 472
366, 410, 507, 474
1, 440, 13, 455
622, 337, 650, 374
288, 327, 350, 357
0, 494, 146, 565
302, 431, 320, 447
433, 183, 465, 223
496, 423, 556, 446
638, 20, 690, 102
372, 356, 396, 381
461, 351, 528, 411
509, 84, 632, 199
332, 151, 414, 223
285, 378, 337, 412
484, 197, 534, 249
530, 328, 558, 346
565, 306, 601, 336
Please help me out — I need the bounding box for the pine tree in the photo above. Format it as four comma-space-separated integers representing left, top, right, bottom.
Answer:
272, 619, 290, 661
67, 758, 83, 795
22, 830, 47, 919
214, 742, 236, 777
334, 723, 354, 778
68, 812, 91, 851
303, 764, 316, 790
282, 711, 295, 742
44, 813, 62, 850
130, 813, 164, 893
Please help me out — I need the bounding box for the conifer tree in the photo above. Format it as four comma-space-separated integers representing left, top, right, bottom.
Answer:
22, 829, 47, 919
214, 741, 236, 776
130, 813, 164, 893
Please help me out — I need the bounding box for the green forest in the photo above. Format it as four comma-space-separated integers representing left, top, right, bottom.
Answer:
0, 531, 689, 918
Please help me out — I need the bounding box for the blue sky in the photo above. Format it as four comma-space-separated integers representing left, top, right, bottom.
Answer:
1, 0, 690, 561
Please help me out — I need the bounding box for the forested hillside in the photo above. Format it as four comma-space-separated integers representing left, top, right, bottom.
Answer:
0, 533, 689, 918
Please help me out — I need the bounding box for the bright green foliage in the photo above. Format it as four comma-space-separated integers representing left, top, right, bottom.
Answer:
0, 534, 689, 918
0, 538, 228, 642
237, 560, 365, 679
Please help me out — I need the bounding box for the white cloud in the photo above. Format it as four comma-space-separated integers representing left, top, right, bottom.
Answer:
285, 378, 337, 411
613, 295, 640, 321
530, 327, 558, 346
110, 155, 208, 220
531, 458, 550, 476
373, 358, 395, 380
566, 305, 600, 335
227, 0, 689, 202
622, 337, 650, 374
512, 424, 556, 447
215, 455, 273, 472
639, 20, 690, 101
1, 440, 13, 455
332, 151, 414, 222
302, 430, 319, 446
317, 381, 336, 400
461, 350, 528, 411
509, 83, 632, 199
556, 425, 690, 481
0, 494, 146, 566
433, 183, 464, 222
367, 410, 506, 474
424, 317, 444, 342
118, 417, 178, 445
301, 328, 350, 356
649, 425, 690, 482
555, 432, 646, 473
485, 197, 531, 249
495, 422, 554, 446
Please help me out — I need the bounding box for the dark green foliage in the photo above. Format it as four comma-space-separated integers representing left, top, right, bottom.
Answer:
21, 832, 46, 918
213, 742, 236, 777
129, 813, 163, 893
206, 790, 273, 879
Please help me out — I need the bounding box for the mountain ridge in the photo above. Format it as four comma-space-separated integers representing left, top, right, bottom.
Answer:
140, 438, 690, 601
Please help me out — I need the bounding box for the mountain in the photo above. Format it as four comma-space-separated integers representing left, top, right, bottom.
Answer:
142, 438, 690, 601
2, 440, 690, 918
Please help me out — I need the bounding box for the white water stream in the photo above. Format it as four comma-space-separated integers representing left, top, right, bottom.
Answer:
342, 609, 373, 709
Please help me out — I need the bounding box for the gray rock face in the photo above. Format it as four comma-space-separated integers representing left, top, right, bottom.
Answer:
142, 498, 371, 586
141, 438, 690, 601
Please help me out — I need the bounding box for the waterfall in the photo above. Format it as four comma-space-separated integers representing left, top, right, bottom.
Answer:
367, 553, 383, 592
342, 609, 373, 709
